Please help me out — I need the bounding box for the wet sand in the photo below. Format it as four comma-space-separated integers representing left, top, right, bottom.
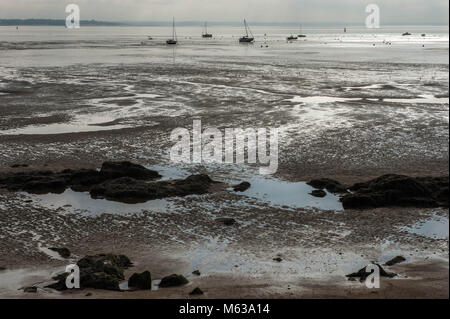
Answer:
0, 26, 448, 299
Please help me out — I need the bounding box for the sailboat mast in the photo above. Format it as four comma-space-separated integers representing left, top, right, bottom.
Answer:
244, 19, 249, 37
173, 17, 177, 40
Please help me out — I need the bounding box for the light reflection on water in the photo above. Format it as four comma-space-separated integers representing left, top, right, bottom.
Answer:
403, 213, 449, 239
23, 189, 170, 217
240, 176, 343, 211
20, 164, 343, 216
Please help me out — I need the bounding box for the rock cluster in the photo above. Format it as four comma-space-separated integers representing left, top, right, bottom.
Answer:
346, 263, 397, 282
46, 254, 133, 291
308, 174, 449, 210
0, 161, 219, 204
45, 254, 192, 292
341, 175, 449, 209
90, 174, 217, 204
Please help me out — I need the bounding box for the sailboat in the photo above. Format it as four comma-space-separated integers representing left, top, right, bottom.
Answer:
298, 24, 306, 38
166, 18, 178, 45
202, 22, 213, 38
239, 19, 254, 43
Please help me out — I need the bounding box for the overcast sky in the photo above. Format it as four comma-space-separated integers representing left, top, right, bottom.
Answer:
0, 0, 448, 24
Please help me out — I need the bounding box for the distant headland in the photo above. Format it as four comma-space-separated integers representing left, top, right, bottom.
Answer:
0, 19, 123, 26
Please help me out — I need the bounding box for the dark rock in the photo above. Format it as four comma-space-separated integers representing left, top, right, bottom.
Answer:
0, 161, 220, 204
0, 170, 67, 194
192, 270, 201, 276
99, 161, 161, 181
310, 189, 327, 198
159, 274, 189, 288
77, 254, 132, 271
233, 182, 251, 192
0, 266, 6, 271
273, 258, 283, 262
342, 174, 449, 209
90, 174, 218, 204
189, 287, 204, 295
307, 178, 348, 194
64, 169, 104, 192
23, 286, 37, 293
216, 218, 237, 226
128, 271, 152, 290
346, 263, 397, 282
174, 174, 217, 196
90, 177, 154, 203
46, 253, 132, 291
384, 256, 406, 266
49, 247, 71, 258
417, 176, 449, 207
341, 194, 377, 209
0, 161, 160, 196
45, 274, 69, 291
79, 272, 122, 291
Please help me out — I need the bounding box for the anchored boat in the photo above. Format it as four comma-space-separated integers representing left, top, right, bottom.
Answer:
298, 24, 306, 38
202, 22, 213, 38
166, 18, 178, 45
239, 19, 255, 43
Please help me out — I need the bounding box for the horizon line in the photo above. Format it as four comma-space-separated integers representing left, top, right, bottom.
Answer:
0, 18, 449, 27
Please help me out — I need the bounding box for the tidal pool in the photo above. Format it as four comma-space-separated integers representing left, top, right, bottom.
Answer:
239, 176, 344, 211
402, 213, 449, 239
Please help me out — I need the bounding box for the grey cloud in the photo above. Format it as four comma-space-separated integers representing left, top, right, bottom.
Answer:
0, 0, 448, 24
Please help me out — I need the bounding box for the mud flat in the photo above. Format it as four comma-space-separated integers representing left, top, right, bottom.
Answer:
0, 27, 448, 299
0, 162, 448, 299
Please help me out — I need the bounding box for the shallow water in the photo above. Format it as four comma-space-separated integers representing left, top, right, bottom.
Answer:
0, 267, 64, 296
145, 165, 191, 180
289, 94, 449, 105
37, 243, 67, 261
20, 163, 343, 215
23, 189, 171, 217
238, 176, 343, 211
1, 118, 130, 135
403, 214, 449, 239
383, 95, 449, 104
177, 236, 412, 281
19, 166, 186, 216
119, 279, 160, 291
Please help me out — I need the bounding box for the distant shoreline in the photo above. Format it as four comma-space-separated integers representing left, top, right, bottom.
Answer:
0, 19, 123, 26
0, 19, 449, 27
